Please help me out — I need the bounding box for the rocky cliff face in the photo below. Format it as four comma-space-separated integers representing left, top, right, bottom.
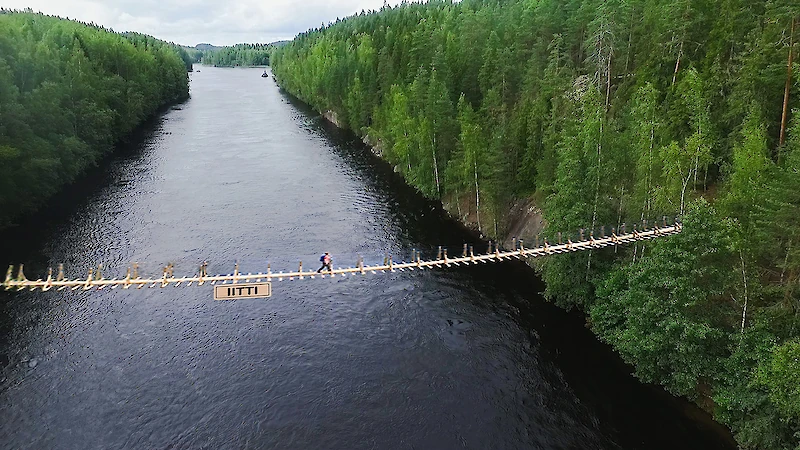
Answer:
501, 198, 546, 249
322, 110, 342, 128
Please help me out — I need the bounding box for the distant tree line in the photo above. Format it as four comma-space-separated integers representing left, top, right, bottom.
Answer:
0, 11, 190, 227
201, 43, 272, 67
271, 1, 800, 448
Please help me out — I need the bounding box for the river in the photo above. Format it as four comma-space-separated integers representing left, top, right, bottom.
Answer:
0, 66, 735, 449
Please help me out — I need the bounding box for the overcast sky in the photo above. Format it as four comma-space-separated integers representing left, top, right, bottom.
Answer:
2, 0, 406, 46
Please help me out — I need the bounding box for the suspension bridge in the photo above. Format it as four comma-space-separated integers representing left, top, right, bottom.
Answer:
2, 219, 682, 296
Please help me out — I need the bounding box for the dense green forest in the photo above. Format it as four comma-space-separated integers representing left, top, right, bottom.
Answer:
201, 43, 271, 67
271, 0, 800, 448
0, 10, 190, 227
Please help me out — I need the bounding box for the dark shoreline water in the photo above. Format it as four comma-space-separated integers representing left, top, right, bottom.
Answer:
1, 66, 735, 449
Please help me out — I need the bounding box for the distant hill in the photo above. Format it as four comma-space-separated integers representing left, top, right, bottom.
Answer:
194, 43, 222, 51
191, 41, 288, 50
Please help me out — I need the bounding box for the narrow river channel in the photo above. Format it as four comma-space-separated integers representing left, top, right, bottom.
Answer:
0, 66, 735, 449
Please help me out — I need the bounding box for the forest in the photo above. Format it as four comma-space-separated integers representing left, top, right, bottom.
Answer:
0, 10, 190, 227
201, 43, 272, 67
270, 0, 800, 448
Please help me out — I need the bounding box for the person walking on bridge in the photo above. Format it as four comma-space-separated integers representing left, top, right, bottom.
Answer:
317, 252, 332, 273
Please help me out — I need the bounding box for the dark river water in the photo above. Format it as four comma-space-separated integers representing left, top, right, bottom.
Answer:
0, 67, 735, 449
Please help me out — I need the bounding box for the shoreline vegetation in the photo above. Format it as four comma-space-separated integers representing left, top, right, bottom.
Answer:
198, 43, 272, 68
271, 1, 800, 448
0, 10, 191, 228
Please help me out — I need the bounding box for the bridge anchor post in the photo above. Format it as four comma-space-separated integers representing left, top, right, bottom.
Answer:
16, 264, 27, 282
43, 267, 53, 291
123, 266, 132, 289
83, 267, 94, 290
198, 261, 208, 285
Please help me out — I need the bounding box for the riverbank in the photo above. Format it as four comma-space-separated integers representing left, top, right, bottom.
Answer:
0, 12, 190, 229
304, 100, 736, 446
0, 98, 189, 232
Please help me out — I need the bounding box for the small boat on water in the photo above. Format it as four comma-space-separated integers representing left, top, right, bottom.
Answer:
261, 70, 269, 78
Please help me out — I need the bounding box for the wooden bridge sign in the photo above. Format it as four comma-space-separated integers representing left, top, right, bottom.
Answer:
213, 282, 272, 300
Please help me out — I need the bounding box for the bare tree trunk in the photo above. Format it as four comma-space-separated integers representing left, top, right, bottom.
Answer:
740, 251, 749, 335
605, 55, 613, 112
431, 134, 440, 197
672, 40, 683, 86
779, 16, 796, 148
680, 171, 691, 215
474, 159, 481, 232
634, 208, 646, 264
625, 6, 635, 75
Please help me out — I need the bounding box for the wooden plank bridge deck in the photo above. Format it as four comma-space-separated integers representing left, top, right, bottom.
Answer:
3, 223, 681, 292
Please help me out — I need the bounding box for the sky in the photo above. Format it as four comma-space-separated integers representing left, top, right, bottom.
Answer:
1, 0, 406, 46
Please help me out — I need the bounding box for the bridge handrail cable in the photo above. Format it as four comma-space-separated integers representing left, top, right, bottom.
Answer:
3, 223, 682, 292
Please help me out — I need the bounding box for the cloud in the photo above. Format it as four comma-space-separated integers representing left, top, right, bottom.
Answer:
1, 0, 398, 45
